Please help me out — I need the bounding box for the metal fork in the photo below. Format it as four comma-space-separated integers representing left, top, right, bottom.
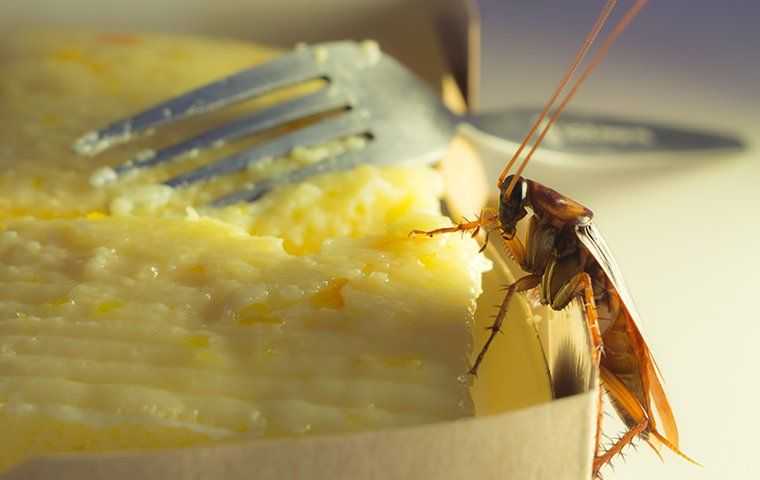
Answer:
74, 41, 743, 207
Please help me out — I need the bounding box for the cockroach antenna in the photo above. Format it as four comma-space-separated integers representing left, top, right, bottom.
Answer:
497, 0, 618, 188
500, 0, 649, 200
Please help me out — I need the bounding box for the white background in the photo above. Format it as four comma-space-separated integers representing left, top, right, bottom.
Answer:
478, 1, 759, 478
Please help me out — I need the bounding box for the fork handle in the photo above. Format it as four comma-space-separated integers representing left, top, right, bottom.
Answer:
461, 108, 743, 155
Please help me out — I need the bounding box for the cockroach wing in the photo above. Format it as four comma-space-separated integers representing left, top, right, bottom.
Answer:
575, 222, 682, 450
574, 223, 642, 326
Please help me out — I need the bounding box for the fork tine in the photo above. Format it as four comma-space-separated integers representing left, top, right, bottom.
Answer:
164, 108, 370, 188
74, 47, 324, 156
210, 143, 381, 206
115, 89, 351, 174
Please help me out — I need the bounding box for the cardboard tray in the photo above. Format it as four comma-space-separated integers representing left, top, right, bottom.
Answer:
0, 1, 596, 478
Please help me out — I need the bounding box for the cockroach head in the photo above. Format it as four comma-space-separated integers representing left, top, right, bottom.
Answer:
498, 175, 529, 239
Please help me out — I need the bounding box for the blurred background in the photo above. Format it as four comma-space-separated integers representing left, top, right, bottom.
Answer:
1, 0, 757, 478
477, 1, 758, 478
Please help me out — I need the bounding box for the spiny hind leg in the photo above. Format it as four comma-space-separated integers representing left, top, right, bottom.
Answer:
574, 273, 606, 465
469, 274, 541, 376
410, 208, 498, 238
593, 418, 648, 477
594, 367, 651, 477
594, 384, 605, 468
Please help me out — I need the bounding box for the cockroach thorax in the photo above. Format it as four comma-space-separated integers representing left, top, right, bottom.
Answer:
527, 180, 593, 226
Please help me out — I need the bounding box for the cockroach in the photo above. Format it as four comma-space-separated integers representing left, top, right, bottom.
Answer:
413, 0, 698, 476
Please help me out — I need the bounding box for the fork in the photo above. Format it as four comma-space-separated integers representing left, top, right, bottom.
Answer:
74, 41, 743, 207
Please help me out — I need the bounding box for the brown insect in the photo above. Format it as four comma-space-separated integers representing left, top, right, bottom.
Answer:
414, 0, 698, 476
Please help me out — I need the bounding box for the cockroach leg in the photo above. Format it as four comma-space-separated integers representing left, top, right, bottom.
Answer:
468, 274, 541, 376
595, 385, 605, 469
593, 418, 648, 477
579, 273, 604, 363
571, 272, 607, 464
478, 230, 490, 253
501, 234, 527, 266
410, 219, 483, 237
410, 209, 498, 239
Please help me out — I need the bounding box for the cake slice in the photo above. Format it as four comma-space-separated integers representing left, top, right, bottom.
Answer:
0, 213, 489, 471
0, 30, 496, 472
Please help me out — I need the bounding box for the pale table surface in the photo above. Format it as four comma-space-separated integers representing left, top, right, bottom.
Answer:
477, 1, 759, 478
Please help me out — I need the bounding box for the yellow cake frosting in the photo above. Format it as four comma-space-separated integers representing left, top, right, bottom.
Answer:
0, 31, 490, 471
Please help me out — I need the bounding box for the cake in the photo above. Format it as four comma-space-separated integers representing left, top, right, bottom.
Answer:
0, 31, 491, 471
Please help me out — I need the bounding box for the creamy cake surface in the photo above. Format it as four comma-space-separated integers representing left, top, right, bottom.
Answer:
0, 30, 448, 253
0, 31, 490, 471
